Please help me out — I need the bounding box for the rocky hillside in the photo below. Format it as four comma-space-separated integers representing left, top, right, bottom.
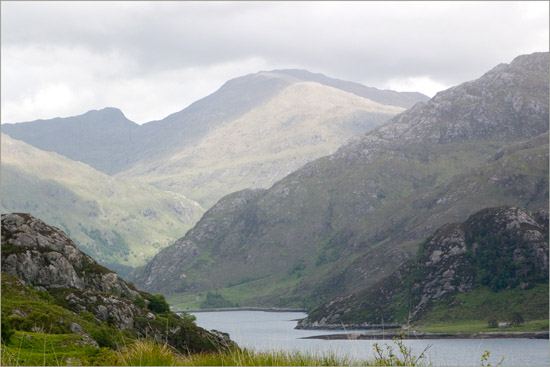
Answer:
1, 212, 233, 354
298, 206, 549, 328
131, 52, 549, 309
1, 134, 204, 274
4, 70, 426, 207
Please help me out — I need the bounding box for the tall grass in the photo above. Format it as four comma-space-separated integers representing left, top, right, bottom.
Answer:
110, 336, 430, 366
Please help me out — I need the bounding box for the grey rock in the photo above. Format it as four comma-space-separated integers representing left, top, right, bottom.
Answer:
69, 322, 84, 334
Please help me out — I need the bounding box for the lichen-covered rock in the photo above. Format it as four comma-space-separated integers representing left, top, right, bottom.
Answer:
1, 213, 235, 353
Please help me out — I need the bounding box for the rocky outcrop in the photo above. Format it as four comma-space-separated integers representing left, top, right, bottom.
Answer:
298, 206, 549, 328
2, 213, 139, 297
1, 213, 234, 353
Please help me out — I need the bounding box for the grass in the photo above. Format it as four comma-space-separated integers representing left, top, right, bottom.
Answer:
418, 284, 549, 327
416, 319, 549, 334
2, 338, 431, 366
1, 331, 118, 366
1, 327, 434, 366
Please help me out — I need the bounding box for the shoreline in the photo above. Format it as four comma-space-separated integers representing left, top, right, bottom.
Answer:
295, 324, 401, 330
176, 307, 308, 313
301, 330, 550, 340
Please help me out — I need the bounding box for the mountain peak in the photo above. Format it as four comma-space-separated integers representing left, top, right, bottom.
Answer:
262, 68, 430, 109
83, 106, 126, 118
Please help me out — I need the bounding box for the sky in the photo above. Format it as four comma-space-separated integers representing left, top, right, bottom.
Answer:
1, 1, 548, 125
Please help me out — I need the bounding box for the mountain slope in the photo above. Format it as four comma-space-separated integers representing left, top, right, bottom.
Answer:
119, 79, 406, 206
1, 134, 204, 273
1, 212, 233, 360
297, 206, 549, 327
131, 52, 549, 309
3, 70, 426, 207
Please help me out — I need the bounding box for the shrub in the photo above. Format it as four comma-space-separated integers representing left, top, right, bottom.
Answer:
180, 312, 196, 324
372, 333, 430, 366
147, 294, 170, 314
488, 318, 498, 328
8, 311, 68, 334
134, 296, 146, 309
1, 315, 14, 344
91, 326, 117, 349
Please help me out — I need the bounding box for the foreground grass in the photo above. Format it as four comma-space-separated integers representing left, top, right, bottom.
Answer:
113, 337, 431, 366
1, 335, 428, 366
1, 331, 118, 366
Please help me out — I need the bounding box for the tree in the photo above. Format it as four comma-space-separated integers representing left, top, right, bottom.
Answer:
148, 294, 170, 314
487, 318, 498, 328
510, 312, 524, 327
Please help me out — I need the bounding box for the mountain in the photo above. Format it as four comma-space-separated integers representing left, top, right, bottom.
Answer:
3, 70, 427, 206
119, 76, 408, 206
130, 52, 549, 310
297, 206, 549, 328
2, 107, 139, 175
1, 212, 233, 362
271, 69, 428, 108
1, 134, 204, 274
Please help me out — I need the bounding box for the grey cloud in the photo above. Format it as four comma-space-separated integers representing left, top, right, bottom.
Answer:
1, 1, 548, 123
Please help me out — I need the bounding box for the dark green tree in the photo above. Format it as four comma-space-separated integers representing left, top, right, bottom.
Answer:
510, 312, 524, 327
147, 294, 170, 314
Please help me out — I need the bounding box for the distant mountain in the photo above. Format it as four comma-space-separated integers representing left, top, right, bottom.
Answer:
119, 76, 409, 206
1, 134, 204, 275
297, 206, 549, 328
3, 70, 427, 206
271, 69, 428, 108
2, 107, 139, 175
130, 52, 549, 310
1, 212, 233, 356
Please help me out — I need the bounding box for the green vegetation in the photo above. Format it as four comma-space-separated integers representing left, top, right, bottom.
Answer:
147, 294, 171, 314
136, 133, 549, 311
420, 284, 549, 325
1, 134, 204, 269
1, 273, 129, 348
1, 336, 434, 366
199, 292, 236, 309
415, 319, 548, 334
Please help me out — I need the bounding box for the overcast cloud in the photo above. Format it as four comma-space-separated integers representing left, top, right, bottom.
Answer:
1, 1, 548, 124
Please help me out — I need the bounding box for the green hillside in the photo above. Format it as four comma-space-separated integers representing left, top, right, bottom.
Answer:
1, 213, 232, 365
1, 135, 204, 274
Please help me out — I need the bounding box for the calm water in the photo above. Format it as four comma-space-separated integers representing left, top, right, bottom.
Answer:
191, 311, 549, 367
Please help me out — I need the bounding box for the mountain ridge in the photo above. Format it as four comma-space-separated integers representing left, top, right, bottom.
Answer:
3, 69, 427, 206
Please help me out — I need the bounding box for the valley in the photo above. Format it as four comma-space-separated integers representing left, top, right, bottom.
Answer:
2, 53, 548, 344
